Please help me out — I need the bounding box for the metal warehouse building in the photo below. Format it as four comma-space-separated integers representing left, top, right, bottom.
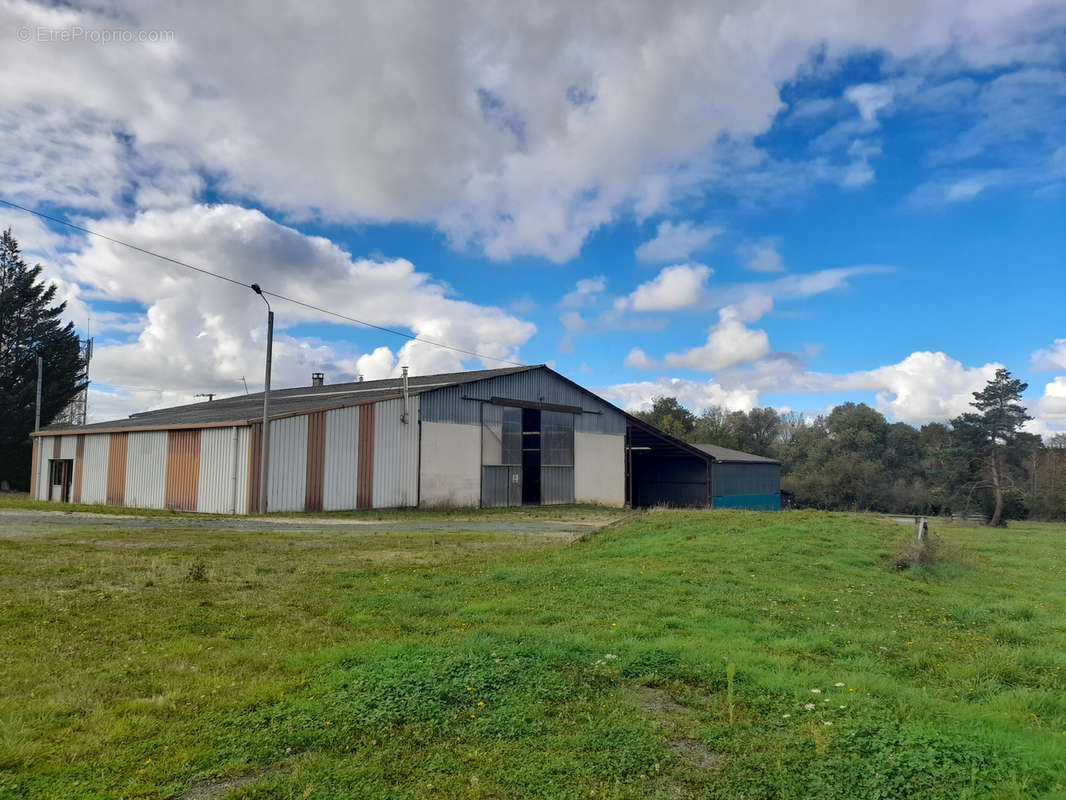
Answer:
30, 365, 780, 513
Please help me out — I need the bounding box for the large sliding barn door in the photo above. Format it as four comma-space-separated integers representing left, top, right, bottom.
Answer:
481, 404, 522, 507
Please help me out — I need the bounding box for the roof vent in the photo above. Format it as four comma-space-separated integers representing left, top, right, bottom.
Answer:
357, 374, 364, 382
311, 372, 324, 387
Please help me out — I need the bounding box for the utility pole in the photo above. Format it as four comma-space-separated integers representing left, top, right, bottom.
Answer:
34, 356, 42, 432
251, 284, 273, 514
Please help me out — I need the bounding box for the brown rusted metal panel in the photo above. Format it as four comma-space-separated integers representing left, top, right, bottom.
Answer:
29, 438, 39, 499
357, 403, 375, 509
53, 436, 61, 460
247, 422, 262, 514
106, 432, 128, 505
304, 411, 326, 512
72, 435, 85, 503
165, 429, 201, 511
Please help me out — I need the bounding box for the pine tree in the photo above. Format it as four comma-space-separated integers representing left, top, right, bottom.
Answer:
951, 368, 1034, 526
0, 228, 85, 490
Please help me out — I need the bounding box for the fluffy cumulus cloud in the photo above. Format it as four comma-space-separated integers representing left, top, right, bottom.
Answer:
1032, 339, 1066, 371
1, 0, 1061, 261
621, 264, 712, 312
610, 349, 1008, 424
635, 221, 723, 263
45, 205, 534, 419
602, 377, 761, 414
662, 300, 773, 371
1034, 377, 1066, 434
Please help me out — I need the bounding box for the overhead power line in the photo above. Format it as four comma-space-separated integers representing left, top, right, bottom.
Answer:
0, 198, 525, 367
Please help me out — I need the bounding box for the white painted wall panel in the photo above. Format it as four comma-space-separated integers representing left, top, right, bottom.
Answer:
59, 435, 77, 460
197, 426, 249, 514
268, 415, 308, 512
124, 430, 168, 509
35, 436, 52, 499
80, 434, 110, 504
419, 421, 480, 507
574, 431, 625, 506
323, 406, 359, 511
372, 396, 419, 508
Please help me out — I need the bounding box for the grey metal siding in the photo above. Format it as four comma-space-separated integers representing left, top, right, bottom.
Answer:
197, 426, 249, 514
80, 434, 110, 505
631, 456, 708, 507
35, 436, 53, 499
124, 431, 168, 509
268, 415, 308, 512
711, 462, 781, 497
372, 396, 419, 508
323, 406, 360, 511
59, 435, 77, 460
541, 466, 575, 504
420, 368, 625, 434
482, 465, 521, 507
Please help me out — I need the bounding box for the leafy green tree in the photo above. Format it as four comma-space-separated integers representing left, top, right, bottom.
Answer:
0, 229, 85, 489
633, 396, 696, 439
951, 368, 1034, 526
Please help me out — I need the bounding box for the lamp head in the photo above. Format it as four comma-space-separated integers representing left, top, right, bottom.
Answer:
250, 283, 263, 295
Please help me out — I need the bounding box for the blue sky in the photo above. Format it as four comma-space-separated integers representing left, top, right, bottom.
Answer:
1, 1, 1064, 434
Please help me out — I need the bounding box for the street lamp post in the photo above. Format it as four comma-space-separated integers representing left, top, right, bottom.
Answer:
251, 284, 273, 514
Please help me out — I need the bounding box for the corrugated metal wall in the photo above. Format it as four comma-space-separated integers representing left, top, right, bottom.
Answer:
59, 435, 77, 460
80, 434, 110, 504
33, 436, 51, 499
631, 455, 708, 507
420, 368, 626, 434
711, 462, 781, 497
124, 431, 168, 508
29, 437, 39, 500
372, 396, 419, 508
197, 426, 249, 514
304, 411, 327, 511
107, 433, 128, 505
268, 415, 308, 512
72, 435, 85, 502
323, 406, 359, 511
540, 466, 575, 504
165, 430, 201, 511
482, 465, 521, 507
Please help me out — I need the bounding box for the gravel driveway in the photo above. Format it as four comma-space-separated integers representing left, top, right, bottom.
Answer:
0, 507, 615, 539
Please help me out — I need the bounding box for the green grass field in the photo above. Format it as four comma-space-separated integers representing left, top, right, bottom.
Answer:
1, 509, 1064, 799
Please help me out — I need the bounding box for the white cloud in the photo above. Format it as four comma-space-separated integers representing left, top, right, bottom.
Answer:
601, 377, 761, 414
48, 205, 534, 420
623, 263, 712, 312
845, 83, 895, 122
736, 237, 785, 272
559, 275, 606, 308
1031, 339, 1066, 371
662, 303, 772, 371
1033, 376, 1066, 434
624, 347, 654, 369
0, 0, 1059, 261
606, 350, 1010, 426
635, 221, 723, 263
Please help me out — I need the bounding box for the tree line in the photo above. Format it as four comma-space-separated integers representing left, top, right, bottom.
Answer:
633, 371, 1066, 523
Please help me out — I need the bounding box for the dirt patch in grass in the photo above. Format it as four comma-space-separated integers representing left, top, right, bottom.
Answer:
634, 686, 723, 770
178, 766, 282, 799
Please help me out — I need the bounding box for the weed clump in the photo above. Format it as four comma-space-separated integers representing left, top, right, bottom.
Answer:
184, 561, 208, 583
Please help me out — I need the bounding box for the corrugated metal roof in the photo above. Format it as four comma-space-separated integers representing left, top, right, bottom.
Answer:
690, 443, 780, 464
41, 365, 537, 433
